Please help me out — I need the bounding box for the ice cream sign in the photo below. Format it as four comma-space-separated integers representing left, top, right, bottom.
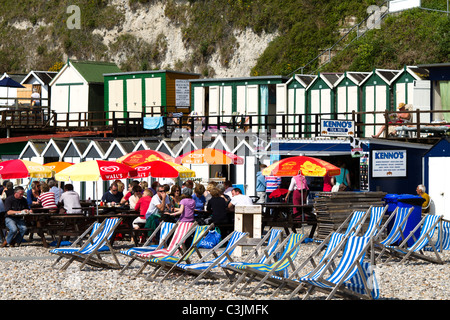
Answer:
320, 120, 354, 137
372, 150, 407, 177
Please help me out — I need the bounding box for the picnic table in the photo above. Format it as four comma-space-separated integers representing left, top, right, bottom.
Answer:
261, 202, 317, 238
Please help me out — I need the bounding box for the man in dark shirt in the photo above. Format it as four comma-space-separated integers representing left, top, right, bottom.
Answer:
101, 182, 124, 204
3, 186, 30, 247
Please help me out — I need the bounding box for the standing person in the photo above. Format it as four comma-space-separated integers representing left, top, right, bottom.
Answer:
3, 186, 30, 247
31, 88, 41, 106
206, 187, 229, 225
323, 175, 335, 192
26, 181, 41, 207
265, 175, 281, 201
285, 171, 309, 216
37, 183, 58, 210
416, 184, 431, 214
166, 192, 196, 222
335, 161, 351, 191
58, 184, 81, 214
256, 164, 267, 203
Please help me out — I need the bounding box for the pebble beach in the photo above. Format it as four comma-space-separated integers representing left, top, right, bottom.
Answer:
0, 227, 448, 302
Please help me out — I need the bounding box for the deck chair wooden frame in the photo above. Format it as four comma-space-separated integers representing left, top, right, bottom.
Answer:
50, 218, 123, 271
221, 233, 304, 297
131, 221, 198, 278
144, 223, 215, 282
384, 214, 444, 264
118, 221, 177, 275
167, 231, 249, 285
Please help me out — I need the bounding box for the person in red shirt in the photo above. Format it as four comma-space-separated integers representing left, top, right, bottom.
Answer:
37, 183, 58, 211
133, 188, 153, 229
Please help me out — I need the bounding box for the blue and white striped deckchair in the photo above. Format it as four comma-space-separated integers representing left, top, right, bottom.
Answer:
362, 206, 387, 237
219, 227, 284, 292
170, 231, 249, 285
144, 224, 214, 282
425, 220, 450, 252
49, 218, 122, 271
385, 214, 443, 264
299, 235, 378, 300
118, 221, 176, 275
374, 207, 413, 261
270, 232, 348, 298
222, 233, 304, 297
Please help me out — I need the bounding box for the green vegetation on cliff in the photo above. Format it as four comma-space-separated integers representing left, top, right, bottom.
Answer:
0, 0, 448, 76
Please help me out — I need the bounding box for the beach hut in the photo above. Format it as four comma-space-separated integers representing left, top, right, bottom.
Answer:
281, 74, 316, 136
334, 71, 371, 121
0, 73, 27, 107
19, 140, 48, 163
59, 138, 90, 196
40, 138, 66, 163
306, 72, 343, 136
19, 71, 57, 107
391, 66, 431, 124
49, 60, 121, 127
190, 75, 288, 132
232, 139, 258, 196
103, 70, 200, 120
360, 68, 401, 137
423, 137, 450, 219
417, 63, 450, 123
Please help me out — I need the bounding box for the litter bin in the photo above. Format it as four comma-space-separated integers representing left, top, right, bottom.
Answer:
396, 194, 425, 246
383, 194, 425, 246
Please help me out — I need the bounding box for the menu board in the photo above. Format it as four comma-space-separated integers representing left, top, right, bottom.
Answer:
372, 150, 407, 177
175, 79, 190, 107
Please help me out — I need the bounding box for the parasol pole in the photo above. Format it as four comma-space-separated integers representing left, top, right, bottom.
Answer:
95, 180, 99, 215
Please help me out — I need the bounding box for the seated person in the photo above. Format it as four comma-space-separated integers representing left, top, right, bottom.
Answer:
59, 184, 82, 214
37, 182, 58, 210
3, 186, 30, 247
192, 183, 206, 211
206, 187, 229, 225
166, 193, 196, 223
132, 188, 153, 231
372, 103, 411, 138
228, 187, 253, 212
120, 180, 140, 206
26, 181, 41, 207
101, 182, 124, 205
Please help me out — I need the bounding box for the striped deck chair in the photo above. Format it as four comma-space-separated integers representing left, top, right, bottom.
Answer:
384, 214, 444, 264
49, 218, 122, 271
132, 221, 197, 278
298, 235, 378, 300
170, 231, 249, 285
362, 206, 387, 238
425, 220, 450, 252
144, 224, 215, 282
222, 233, 304, 297
118, 221, 176, 275
219, 227, 284, 292
374, 207, 413, 261
271, 232, 348, 297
